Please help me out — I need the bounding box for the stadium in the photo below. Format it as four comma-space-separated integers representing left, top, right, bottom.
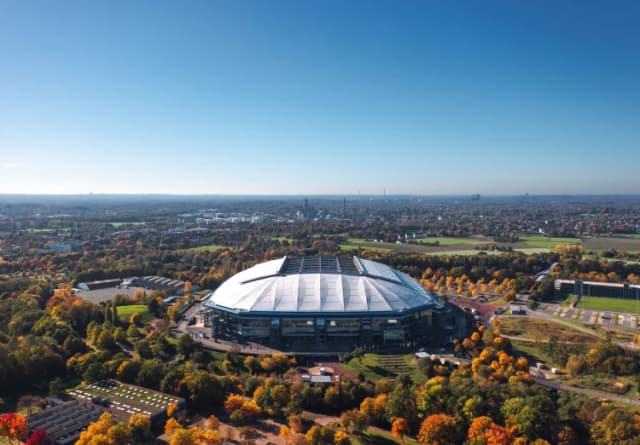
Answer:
204, 256, 469, 352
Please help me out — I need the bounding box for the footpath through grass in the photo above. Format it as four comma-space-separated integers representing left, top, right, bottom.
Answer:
578, 296, 640, 313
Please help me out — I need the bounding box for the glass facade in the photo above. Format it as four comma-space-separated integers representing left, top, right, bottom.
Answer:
211, 307, 434, 351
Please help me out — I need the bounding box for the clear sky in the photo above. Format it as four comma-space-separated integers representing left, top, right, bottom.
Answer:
1, 1, 639, 195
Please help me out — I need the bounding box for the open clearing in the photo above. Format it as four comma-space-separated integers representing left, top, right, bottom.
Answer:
582, 237, 640, 252
578, 296, 640, 313
338, 234, 640, 256
516, 235, 581, 248
116, 305, 154, 323
498, 316, 601, 343
414, 236, 490, 245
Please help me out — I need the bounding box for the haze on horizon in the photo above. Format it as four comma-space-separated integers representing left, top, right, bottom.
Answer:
1, 1, 639, 196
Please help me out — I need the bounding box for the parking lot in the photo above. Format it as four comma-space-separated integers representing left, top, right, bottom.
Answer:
537, 302, 639, 329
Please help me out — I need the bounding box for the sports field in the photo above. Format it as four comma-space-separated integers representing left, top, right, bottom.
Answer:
578, 296, 640, 313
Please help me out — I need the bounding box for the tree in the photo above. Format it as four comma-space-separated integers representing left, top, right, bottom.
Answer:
170, 428, 196, 445
590, 408, 640, 445
392, 418, 409, 443
339, 409, 368, 433
48, 377, 65, 398
385, 384, 417, 430
177, 333, 196, 357
334, 430, 351, 445
418, 414, 461, 445
165, 418, 182, 436
224, 394, 245, 415
82, 362, 107, 383
167, 402, 179, 418
0, 413, 28, 442
467, 416, 493, 445
24, 430, 52, 445
128, 413, 153, 444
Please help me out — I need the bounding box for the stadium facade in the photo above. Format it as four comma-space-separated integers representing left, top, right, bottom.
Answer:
204, 256, 469, 352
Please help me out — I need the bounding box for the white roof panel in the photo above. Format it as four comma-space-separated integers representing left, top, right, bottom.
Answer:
207, 256, 434, 314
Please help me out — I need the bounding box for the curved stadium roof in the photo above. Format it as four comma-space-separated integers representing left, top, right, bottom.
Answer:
205, 256, 436, 315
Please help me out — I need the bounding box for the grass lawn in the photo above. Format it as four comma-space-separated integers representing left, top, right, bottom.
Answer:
414, 236, 484, 245
560, 294, 577, 307
271, 236, 294, 243
578, 296, 640, 313
178, 244, 229, 253
566, 375, 638, 398
498, 316, 601, 343
424, 249, 502, 256
116, 305, 154, 323
340, 244, 393, 253
510, 340, 557, 367
343, 354, 422, 382
517, 235, 581, 249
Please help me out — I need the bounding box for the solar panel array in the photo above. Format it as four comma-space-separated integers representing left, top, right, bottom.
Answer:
28, 400, 104, 445
279, 256, 360, 275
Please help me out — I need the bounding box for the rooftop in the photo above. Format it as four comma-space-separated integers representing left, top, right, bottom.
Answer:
206, 256, 436, 314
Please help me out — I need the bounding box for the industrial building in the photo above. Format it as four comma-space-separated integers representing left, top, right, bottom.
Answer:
555, 278, 640, 299
204, 256, 469, 352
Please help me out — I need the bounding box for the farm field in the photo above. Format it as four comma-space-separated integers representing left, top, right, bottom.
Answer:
414, 236, 490, 245
516, 235, 581, 248
578, 296, 640, 313
343, 238, 490, 255
116, 305, 154, 323
498, 316, 601, 343
582, 236, 640, 252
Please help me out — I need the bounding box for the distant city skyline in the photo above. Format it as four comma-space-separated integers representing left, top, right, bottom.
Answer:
1, 1, 639, 195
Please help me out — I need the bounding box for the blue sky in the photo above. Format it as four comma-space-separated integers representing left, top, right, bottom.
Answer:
1, 1, 639, 195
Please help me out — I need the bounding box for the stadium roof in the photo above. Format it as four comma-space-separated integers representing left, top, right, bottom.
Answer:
205, 256, 436, 314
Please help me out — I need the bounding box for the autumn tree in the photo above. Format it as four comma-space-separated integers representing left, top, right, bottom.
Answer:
418, 413, 461, 445
0, 413, 28, 443
391, 418, 409, 443
24, 429, 52, 445
334, 430, 351, 445
169, 428, 196, 445
165, 418, 183, 436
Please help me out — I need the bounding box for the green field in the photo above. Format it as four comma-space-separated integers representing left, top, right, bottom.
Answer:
578, 296, 640, 313
178, 244, 229, 253
343, 353, 422, 382
339, 244, 393, 253
271, 236, 294, 243
517, 235, 581, 248
414, 236, 485, 245
116, 305, 154, 323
